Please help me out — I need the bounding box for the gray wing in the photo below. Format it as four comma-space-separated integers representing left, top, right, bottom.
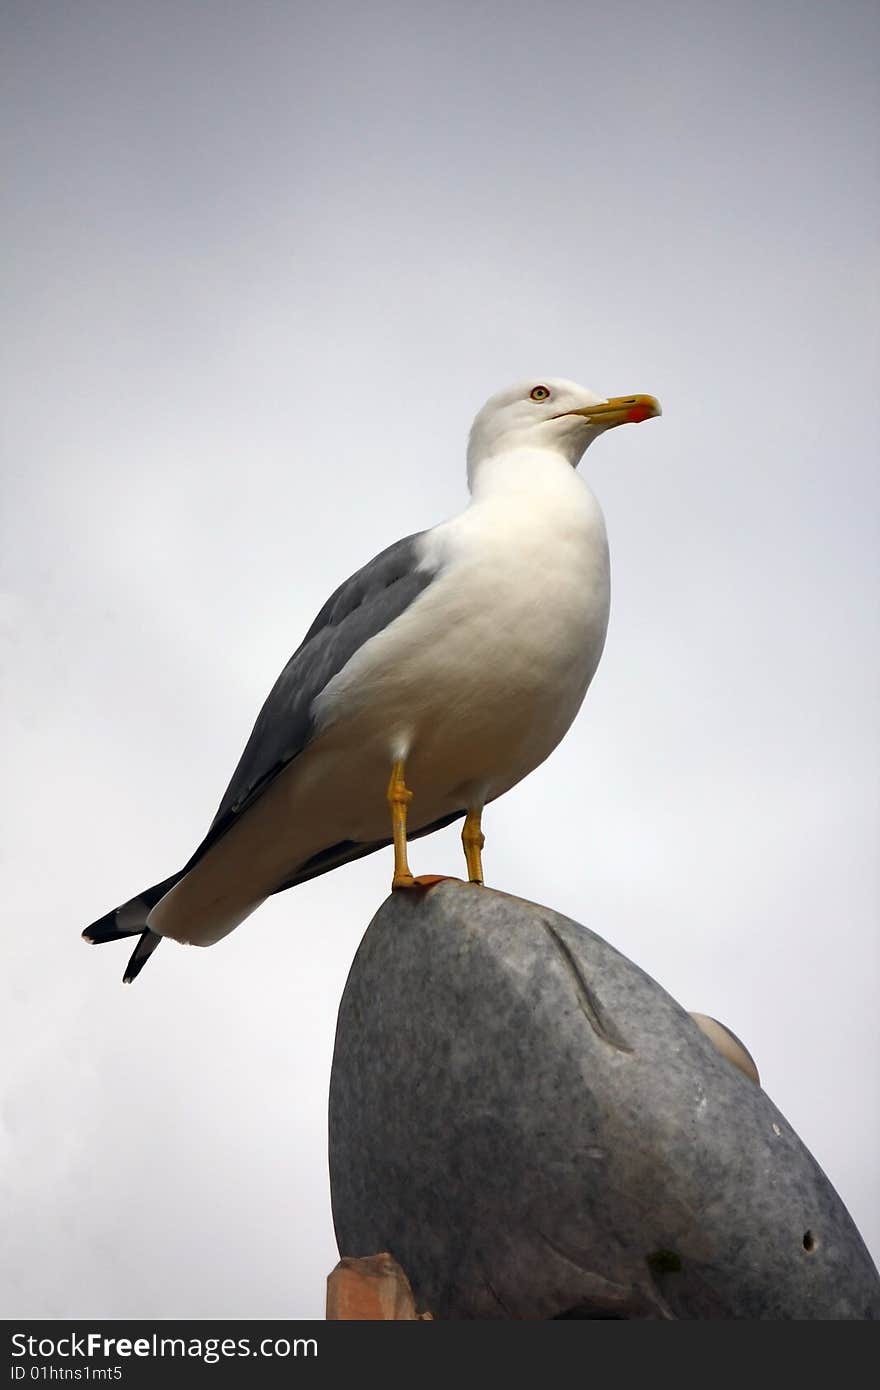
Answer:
181, 530, 437, 873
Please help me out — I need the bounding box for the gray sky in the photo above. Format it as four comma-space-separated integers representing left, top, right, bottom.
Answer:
3, 0, 878, 1318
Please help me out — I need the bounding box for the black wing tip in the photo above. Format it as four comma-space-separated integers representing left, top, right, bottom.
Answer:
81, 911, 134, 945
122, 929, 162, 984
82, 873, 183, 949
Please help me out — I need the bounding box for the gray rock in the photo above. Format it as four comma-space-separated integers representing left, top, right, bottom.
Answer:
328, 882, 880, 1319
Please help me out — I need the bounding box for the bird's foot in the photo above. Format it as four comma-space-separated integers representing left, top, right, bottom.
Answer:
391, 873, 460, 891
391, 871, 418, 890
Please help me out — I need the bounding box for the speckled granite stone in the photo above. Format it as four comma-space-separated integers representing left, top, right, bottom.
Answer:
328, 882, 880, 1320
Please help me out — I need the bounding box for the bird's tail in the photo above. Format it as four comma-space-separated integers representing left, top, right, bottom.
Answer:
82, 872, 182, 983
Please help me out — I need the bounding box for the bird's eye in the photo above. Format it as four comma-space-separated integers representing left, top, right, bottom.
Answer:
530, 385, 551, 401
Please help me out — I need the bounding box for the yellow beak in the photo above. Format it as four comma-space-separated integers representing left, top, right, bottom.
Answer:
568, 393, 662, 428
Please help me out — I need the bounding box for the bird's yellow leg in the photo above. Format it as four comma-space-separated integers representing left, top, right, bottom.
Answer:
387, 760, 416, 889
462, 808, 485, 885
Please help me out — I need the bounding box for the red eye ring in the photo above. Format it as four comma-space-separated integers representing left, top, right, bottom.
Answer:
530, 385, 551, 401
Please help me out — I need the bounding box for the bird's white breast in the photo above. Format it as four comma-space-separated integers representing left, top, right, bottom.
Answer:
313, 449, 610, 824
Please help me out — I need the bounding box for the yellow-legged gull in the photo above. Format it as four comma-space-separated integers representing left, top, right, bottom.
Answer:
83, 378, 660, 980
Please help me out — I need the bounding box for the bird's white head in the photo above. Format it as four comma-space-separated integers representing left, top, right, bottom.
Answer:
466, 377, 661, 490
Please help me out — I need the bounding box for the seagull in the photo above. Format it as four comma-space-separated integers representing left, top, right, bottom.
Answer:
83, 378, 660, 981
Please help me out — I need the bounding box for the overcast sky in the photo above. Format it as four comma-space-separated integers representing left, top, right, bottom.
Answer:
3, 0, 878, 1319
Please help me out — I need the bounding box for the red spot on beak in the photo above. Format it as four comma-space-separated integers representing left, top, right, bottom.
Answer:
626, 404, 651, 424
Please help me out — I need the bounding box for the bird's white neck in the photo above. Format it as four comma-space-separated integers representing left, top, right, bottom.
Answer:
422, 442, 608, 615
468, 445, 585, 502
